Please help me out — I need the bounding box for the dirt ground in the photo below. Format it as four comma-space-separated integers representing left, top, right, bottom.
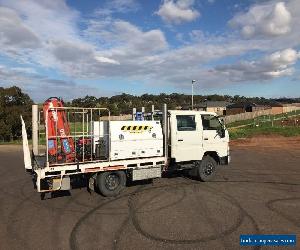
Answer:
0, 136, 299, 250
230, 135, 300, 149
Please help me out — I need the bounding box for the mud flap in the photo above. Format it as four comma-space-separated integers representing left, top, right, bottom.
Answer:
21, 115, 32, 170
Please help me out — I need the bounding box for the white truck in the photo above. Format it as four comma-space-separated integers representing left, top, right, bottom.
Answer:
21, 102, 230, 198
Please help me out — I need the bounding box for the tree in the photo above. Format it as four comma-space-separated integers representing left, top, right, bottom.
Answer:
0, 86, 33, 141
2, 85, 297, 142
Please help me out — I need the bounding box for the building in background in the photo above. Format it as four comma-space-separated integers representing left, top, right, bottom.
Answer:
182, 101, 232, 115
226, 102, 271, 115
270, 102, 284, 115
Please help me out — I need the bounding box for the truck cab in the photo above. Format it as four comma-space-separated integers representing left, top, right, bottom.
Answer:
168, 110, 230, 180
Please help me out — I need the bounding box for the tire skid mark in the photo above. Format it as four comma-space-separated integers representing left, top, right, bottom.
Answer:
194, 186, 232, 250
128, 183, 246, 245
121, 178, 295, 248
78, 184, 185, 219
0, 178, 29, 200
113, 187, 158, 250
70, 180, 186, 217
50, 191, 86, 249
206, 184, 261, 250
0, 176, 28, 189
135, 184, 187, 214
127, 180, 259, 250
213, 180, 300, 187
69, 186, 143, 250
18, 182, 80, 250
71, 182, 186, 250
21, 188, 93, 215
216, 178, 300, 194
6, 182, 36, 250
70, 194, 129, 215
6, 198, 31, 250
266, 197, 300, 229
113, 187, 187, 249
9, 180, 185, 217
20, 178, 299, 217
112, 216, 131, 250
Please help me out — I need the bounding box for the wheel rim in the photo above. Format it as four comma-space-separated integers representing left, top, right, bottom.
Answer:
204, 162, 214, 176
105, 173, 120, 191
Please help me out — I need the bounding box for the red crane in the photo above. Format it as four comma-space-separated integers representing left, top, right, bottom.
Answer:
43, 97, 75, 163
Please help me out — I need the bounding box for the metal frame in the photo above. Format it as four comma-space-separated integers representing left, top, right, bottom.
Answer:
44, 106, 110, 166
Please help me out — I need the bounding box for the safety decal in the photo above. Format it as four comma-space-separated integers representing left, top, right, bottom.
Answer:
121, 125, 153, 133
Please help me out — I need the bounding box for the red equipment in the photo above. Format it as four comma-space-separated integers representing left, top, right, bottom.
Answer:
43, 97, 75, 163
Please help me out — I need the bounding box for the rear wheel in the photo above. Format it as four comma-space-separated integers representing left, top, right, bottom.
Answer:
197, 156, 217, 182
97, 171, 126, 197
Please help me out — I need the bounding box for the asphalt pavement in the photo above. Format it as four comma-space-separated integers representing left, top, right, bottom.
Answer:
0, 141, 299, 250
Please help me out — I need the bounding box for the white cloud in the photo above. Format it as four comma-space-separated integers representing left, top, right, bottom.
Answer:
156, 0, 200, 24
55, 19, 168, 78
229, 2, 292, 38
112, 21, 168, 52
0, 7, 40, 50
51, 40, 94, 63
84, 19, 168, 58
267, 48, 299, 67
214, 48, 300, 82
0, 63, 105, 101
0, 0, 126, 74
95, 55, 120, 65
226, 0, 300, 55
189, 29, 205, 41
0, 0, 79, 41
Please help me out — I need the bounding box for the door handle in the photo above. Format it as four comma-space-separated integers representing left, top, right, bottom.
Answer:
178, 139, 183, 141
204, 138, 208, 140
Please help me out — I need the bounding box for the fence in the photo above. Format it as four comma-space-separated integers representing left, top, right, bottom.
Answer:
283, 106, 300, 113
253, 113, 300, 127
99, 107, 300, 124
224, 107, 300, 124
100, 114, 132, 121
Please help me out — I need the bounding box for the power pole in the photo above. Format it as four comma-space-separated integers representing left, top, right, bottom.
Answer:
192, 80, 196, 110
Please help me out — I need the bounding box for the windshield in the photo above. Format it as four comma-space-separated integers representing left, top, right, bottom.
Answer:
201, 115, 223, 130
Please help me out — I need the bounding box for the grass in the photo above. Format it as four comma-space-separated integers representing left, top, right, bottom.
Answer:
229, 112, 300, 139
229, 124, 300, 140
226, 118, 254, 128
273, 109, 300, 119
227, 110, 300, 129
0, 140, 24, 145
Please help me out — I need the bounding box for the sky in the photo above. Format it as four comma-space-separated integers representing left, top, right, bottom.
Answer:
0, 0, 300, 101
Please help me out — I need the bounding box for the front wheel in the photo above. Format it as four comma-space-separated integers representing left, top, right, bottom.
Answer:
197, 156, 217, 182
96, 171, 126, 197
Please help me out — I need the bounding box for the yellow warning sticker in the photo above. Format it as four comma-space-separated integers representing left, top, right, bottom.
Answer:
121, 125, 153, 133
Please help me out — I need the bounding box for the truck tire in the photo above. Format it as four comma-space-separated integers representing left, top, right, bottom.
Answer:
197, 156, 217, 182
97, 171, 126, 197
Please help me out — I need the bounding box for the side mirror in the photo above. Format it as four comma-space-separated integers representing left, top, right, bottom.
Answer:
217, 127, 226, 138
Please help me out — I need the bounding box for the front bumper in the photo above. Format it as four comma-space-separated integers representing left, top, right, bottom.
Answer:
220, 155, 230, 165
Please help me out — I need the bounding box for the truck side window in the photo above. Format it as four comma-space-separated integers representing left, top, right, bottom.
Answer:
201, 115, 222, 130
177, 115, 196, 131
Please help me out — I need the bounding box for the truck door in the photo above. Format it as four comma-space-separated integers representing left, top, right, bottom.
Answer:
172, 114, 203, 162
201, 114, 228, 156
